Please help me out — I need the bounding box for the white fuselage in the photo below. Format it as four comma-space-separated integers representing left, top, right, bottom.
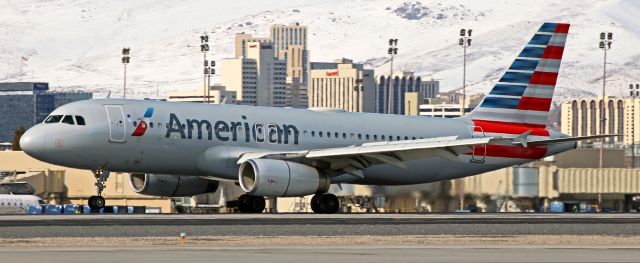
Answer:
20, 99, 574, 186
0, 194, 42, 214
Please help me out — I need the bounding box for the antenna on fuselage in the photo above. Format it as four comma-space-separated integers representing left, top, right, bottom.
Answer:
106, 91, 112, 99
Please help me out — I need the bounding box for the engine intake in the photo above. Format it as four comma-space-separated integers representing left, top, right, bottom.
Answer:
129, 174, 219, 197
238, 159, 330, 197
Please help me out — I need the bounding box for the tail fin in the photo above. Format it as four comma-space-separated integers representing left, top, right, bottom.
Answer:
465, 22, 569, 132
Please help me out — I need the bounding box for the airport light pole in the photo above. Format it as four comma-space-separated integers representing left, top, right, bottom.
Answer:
598, 32, 612, 170
355, 78, 363, 112
630, 83, 639, 168
200, 33, 210, 103
459, 29, 472, 116
597, 32, 612, 209
121, 47, 130, 99
387, 39, 398, 114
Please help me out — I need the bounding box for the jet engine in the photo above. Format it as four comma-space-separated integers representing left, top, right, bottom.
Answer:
129, 173, 219, 197
238, 159, 330, 197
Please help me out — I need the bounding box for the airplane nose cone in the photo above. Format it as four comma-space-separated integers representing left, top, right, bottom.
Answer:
20, 128, 44, 156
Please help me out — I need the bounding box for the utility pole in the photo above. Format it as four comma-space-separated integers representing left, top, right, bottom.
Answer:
387, 39, 398, 114
121, 48, 131, 99
598, 31, 613, 208
459, 29, 472, 116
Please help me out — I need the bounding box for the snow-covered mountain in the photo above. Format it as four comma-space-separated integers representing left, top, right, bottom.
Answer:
1, 0, 639, 103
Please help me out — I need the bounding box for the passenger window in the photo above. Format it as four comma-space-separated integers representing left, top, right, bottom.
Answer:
404, 136, 409, 140
44, 115, 63, 123
311, 131, 315, 137
75, 116, 86, 125
366, 134, 370, 140
319, 131, 323, 137
303, 130, 308, 136
150, 122, 154, 128
61, 115, 75, 125
358, 134, 362, 140
342, 133, 346, 139
381, 135, 385, 140
335, 132, 339, 138
412, 137, 416, 140
133, 121, 137, 126
327, 132, 331, 138
374, 135, 378, 140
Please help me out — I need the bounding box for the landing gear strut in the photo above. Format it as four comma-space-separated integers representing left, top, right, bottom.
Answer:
237, 194, 266, 213
311, 193, 340, 214
88, 167, 110, 211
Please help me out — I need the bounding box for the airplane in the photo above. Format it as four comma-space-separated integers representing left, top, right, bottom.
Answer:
19, 22, 614, 213
0, 194, 44, 214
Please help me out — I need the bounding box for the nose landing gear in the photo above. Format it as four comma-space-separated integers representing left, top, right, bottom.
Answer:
88, 166, 110, 211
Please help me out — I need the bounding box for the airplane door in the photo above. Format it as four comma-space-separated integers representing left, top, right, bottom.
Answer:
105, 105, 126, 143
468, 126, 486, 163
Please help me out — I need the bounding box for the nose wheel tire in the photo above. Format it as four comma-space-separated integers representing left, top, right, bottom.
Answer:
311, 193, 340, 214
88, 196, 105, 210
238, 194, 265, 213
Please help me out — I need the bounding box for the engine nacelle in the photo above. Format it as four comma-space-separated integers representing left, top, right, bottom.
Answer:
238, 159, 330, 197
129, 173, 219, 197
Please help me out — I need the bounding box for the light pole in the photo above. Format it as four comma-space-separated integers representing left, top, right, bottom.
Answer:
597, 31, 612, 209
630, 83, 639, 168
387, 39, 398, 114
598, 32, 613, 170
355, 78, 363, 112
459, 29, 472, 116
121, 47, 130, 99
200, 33, 210, 103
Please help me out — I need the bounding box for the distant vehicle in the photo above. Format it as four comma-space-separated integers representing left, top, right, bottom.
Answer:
20, 22, 615, 214
0, 194, 44, 214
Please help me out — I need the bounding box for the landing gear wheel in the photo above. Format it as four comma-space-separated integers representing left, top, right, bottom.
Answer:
238, 194, 265, 213
88, 196, 105, 210
311, 193, 340, 214
89, 163, 110, 212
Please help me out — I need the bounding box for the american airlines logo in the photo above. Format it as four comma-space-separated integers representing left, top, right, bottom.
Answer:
165, 113, 299, 145
249, 44, 257, 48
131, 107, 154, 136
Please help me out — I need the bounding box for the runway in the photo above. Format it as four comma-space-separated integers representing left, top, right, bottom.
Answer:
1, 213, 640, 238
2, 214, 640, 262
2, 246, 640, 263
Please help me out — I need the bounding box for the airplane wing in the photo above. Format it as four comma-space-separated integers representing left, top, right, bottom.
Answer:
237, 136, 496, 178
526, 134, 621, 146
235, 133, 622, 178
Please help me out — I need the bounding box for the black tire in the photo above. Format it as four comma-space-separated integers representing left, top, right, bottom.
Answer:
311, 194, 340, 214
310, 194, 321, 213
88, 196, 105, 210
238, 194, 265, 213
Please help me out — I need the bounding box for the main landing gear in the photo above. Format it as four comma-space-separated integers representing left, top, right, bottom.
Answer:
237, 194, 266, 213
88, 167, 110, 211
311, 193, 340, 214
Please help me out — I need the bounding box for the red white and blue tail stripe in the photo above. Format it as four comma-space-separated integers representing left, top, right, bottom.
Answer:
465, 22, 569, 136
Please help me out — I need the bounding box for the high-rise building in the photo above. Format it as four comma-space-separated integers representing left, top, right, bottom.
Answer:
220, 41, 287, 107
0, 82, 92, 142
376, 71, 438, 115
166, 85, 236, 104
308, 59, 375, 113
561, 97, 639, 145
270, 23, 309, 85
234, 33, 272, 58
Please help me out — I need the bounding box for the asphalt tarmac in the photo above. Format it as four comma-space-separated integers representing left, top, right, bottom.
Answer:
2, 246, 640, 263
1, 213, 640, 238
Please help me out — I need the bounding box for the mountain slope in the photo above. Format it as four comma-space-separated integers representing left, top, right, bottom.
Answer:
1, 0, 638, 103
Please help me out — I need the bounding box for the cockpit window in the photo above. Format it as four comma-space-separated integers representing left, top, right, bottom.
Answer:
44, 115, 63, 123
75, 116, 86, 125
61, 115, 75, 125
